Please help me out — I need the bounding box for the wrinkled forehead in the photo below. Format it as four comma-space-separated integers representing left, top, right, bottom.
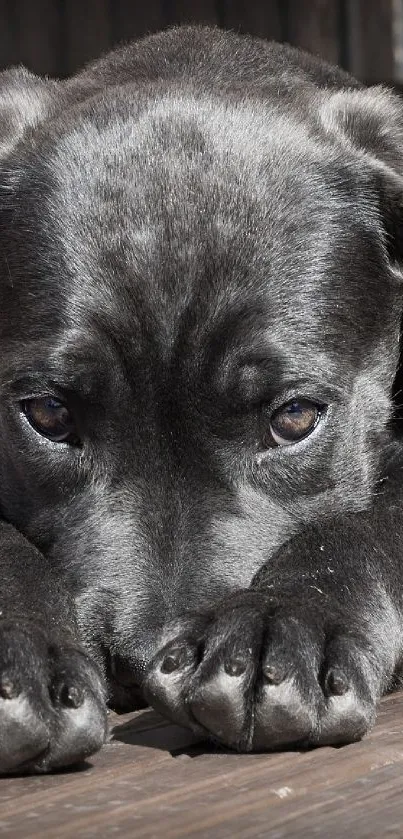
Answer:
0, 92, 393, 376
44, 91, 376, 279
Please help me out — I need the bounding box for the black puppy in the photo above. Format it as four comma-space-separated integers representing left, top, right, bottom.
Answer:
1, 25, 403, 773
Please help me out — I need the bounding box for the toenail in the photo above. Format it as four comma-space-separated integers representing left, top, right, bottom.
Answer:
0, 678, 19, 699
60, 685, 84, 708
224, 657, 247, 677
327, 668, 349, 696
262, 663, 284, 684
160, 647, 187, 674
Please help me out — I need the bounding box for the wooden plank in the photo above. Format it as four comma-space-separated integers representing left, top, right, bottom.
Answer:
0, 0, 16, 70
0, 693, 403, 837
346, 0, 395, 82
111, 0, 164, 45
64, 0, 111, 75
286, 0, 341, 65
222, 1, 282, 40
393, 0, 403, 82
167, 0, 218, 26
11, 0, 62, 76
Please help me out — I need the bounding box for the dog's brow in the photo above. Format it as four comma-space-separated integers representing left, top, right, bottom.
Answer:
5, 359, 103, 398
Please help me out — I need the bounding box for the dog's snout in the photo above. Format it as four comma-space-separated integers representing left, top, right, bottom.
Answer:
111, 635, 157, 688
111, 655, 142, 687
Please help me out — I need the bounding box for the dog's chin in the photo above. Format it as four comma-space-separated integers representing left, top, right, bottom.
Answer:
106, 654, 149, 712
107, 680, 149, 713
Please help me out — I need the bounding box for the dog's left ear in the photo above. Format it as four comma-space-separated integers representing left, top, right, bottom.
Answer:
0, 67, 59, 160
321, 86, 403, 264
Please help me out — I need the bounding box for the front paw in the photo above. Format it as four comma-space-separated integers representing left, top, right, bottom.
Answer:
144, 592, 380, 751
0, 622, 107, 773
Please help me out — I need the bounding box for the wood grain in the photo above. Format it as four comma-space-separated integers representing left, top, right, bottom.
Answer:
167, 0, 218, 26
0, 1, 397, 83
286, 0, 341, 65
346, 0, 395, 82
64, 0, 111, 75
12, 0, 63, 76
221, 1, 282, 40
111, 0, 164, 45
0, 693, 403, 837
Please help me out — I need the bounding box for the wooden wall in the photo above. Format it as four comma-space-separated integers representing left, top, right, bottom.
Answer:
0, 0, 396, 82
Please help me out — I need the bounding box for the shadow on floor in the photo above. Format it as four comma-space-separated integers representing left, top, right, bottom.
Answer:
110, 707, 227, 758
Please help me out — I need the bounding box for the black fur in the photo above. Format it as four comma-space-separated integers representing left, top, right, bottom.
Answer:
1, 26, 403, 771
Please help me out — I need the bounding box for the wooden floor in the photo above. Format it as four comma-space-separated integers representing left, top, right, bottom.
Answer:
1, 693, 403, 838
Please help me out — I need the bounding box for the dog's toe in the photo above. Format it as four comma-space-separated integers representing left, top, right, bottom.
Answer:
0, 625, 107, 773
145, 594, 380, 752
0, 694, 50, 772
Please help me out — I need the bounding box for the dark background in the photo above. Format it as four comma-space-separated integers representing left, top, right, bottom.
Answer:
0, 0, 397, 84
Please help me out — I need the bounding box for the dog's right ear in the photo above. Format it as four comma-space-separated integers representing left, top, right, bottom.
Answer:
320, 86, 403, 266
0, 67, 59, 160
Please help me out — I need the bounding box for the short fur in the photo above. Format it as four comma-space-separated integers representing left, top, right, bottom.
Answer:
1, 26, 403, 770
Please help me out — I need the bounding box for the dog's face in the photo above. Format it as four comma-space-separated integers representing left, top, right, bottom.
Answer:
0, 73, 401, 708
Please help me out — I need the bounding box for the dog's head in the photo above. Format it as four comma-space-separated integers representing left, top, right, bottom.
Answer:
0, 32, 402, 707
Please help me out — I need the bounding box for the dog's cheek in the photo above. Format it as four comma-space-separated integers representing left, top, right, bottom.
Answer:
331, 368, 393, 506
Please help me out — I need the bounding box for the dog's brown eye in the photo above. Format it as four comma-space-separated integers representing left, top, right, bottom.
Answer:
22, 397, 78, 444
267, 399, 322, 447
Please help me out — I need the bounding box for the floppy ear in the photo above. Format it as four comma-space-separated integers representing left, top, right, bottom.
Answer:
321, 86, 403, 264
321, 87, 403, 413
0, 67, 59, 159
